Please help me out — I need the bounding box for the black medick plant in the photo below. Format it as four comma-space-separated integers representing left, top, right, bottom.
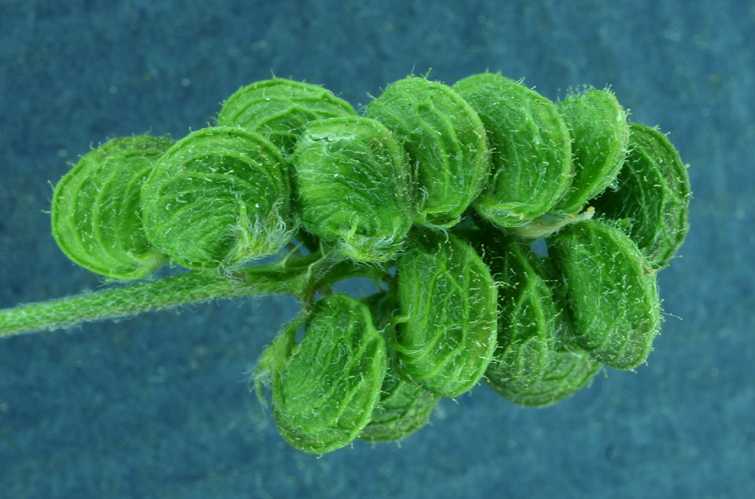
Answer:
0, 74, 691, 453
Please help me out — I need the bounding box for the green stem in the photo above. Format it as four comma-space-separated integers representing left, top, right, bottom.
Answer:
0, 252, 384, 338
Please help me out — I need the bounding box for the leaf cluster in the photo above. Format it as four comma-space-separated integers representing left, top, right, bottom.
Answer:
18, 73, 691, 454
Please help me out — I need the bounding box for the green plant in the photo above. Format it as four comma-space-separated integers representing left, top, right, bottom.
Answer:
0, 74, 690, 453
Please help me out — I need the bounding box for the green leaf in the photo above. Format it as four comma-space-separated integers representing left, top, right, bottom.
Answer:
140, 126, 293, 270
358, 362, 440, 443
395, 230, 498, 398
358, 291, 440, 443
482, 234, 558, 391
268, 294, 387, 454
591, 122, 691, 270
487, 345, 602, 408
453, 72, 573, 227
547, 219, 661, 370
365, 76, 491, 228
217, 78, 356, 155
554, 88, 629, 214
51, 135, 172, 279
292, 115, 413, 262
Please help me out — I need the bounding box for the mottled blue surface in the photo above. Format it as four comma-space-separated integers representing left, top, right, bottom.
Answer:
1, 1, 753, 498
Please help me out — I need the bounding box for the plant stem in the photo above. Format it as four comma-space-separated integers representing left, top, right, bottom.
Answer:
0, 252, 383, 338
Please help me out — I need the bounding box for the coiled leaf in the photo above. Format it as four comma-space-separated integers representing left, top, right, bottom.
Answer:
487, 345, 602, 408
453, 72, 572, 227
395, 231, 498, 398
592, 122, 691, 270
51, 135, 171, 279
217, 78, 356, 154
548, 219, 661, 370
359, 361, 440, 443
482, 234, 558, 391
141, 126, 293, 270
554, 88, 629, 214
292, 116, 413, 261
365, 76, 491, 228
267, 294, 387, 454
359, 291, 440, 443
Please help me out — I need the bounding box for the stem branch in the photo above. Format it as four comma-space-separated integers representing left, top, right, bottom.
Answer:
0, 251, 382, 338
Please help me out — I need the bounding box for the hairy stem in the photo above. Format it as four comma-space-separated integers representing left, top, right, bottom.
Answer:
0, 252, 383, 338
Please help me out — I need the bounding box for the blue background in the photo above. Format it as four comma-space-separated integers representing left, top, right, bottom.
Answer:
1, 0, 753, 497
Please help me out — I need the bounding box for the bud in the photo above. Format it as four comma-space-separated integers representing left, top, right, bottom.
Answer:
395, 231, 498, 398
140, 126, 293, 270
292, 116, 413, 261
265, 294, 387, 454
453, 72, 572, 227
554, 88, 630, 214
482, 234, 558, 391
365, 77, 491, 228
217, 78, 356, 154
547, 219, 661, 370
487, 345, 602, 408
51, 135, 171, 279
591, 123, 691, 270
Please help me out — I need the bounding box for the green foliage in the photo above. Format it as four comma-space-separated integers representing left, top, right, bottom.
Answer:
453, 72, 573, 227
258, 294, 387, 454
554, 88, 630, 214
358, 291, 441, 443
548, 219, 661, 370
365, 77, 491, 228
480, 234, 558, 391
394, 230, 498, 398
591, 122, 691, 270
487, 346, 603, 408
217, 78, 356, 154
51, 135, 172, 279
1, 73, 692, 454
292, 115, 413, 261
141, 126, 294, 270
359, 355, 441, 443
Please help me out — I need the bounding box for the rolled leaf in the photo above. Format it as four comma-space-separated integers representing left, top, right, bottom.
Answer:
482, 234, 558, 391
51, 135, 171, 279
217, 78, 356, 154
365, 76, 491, 228
395, 231, 498, 398
591, 122, 691, 270
141, 126, 293, 270
267, 294, 387, 454
453, 72, 572, 227
292, 115, 413, 262
487, 345, 602, 408
554, 88, 629, 214
547, 219, 661, 370
359, 291, 440, 443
